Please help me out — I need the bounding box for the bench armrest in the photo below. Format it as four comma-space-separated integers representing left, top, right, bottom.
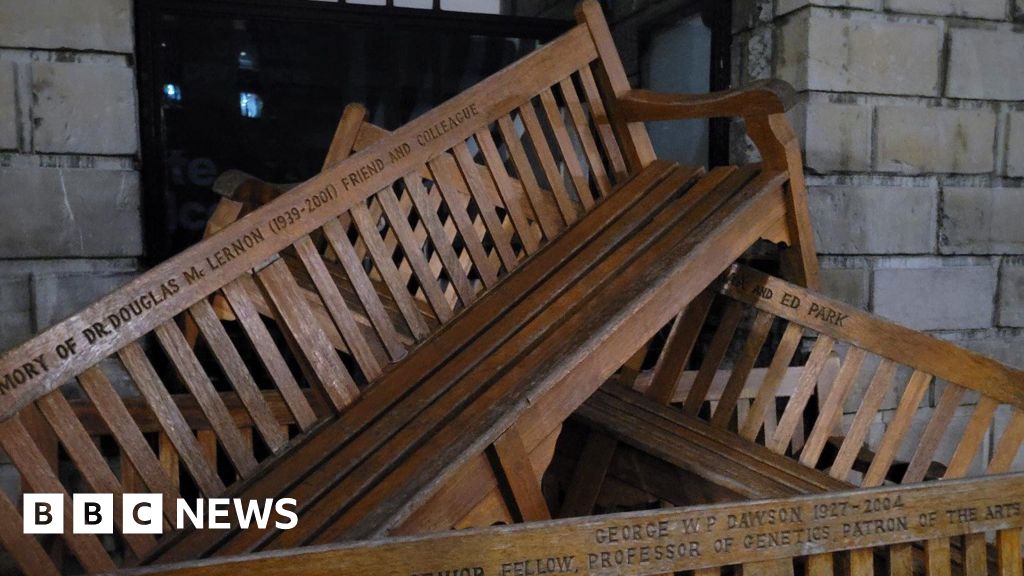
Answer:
617, 79, 796, 122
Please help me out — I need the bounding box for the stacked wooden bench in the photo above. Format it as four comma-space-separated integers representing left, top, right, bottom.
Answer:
0, 2, 1020, 575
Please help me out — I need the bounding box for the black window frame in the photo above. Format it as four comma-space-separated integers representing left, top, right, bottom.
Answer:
134, 0, 569, 262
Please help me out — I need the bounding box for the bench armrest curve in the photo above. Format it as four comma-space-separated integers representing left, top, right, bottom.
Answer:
617, 79, 796, 122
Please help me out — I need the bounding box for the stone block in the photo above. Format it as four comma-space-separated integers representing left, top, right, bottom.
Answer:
998, 258, 1024, 328
0, 167, 142, 258
31, 62, 138, 155
777, 12, 942, 96
0, 0, 132, 53
875, 106, 996, 174
803, 102, 872, 172
776, 0, 881, 16
808, 185, 937, 254
947, 28, 1024, 101
0, 62, 15, 150
941, 187, 1024, 254
872, 264, 997, 330
0, 276, 32, 354
32, 271, 136, 331
1006, 112, 1024, 177
947, 329, 1024, 370
820, 265, 870, 309
886, 0, 1007, 19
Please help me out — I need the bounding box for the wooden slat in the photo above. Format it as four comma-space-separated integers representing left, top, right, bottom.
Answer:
258, 258, 360, 410
321, 218, 407, 360
428, 155, 502, 287
769, 335, 834, 454
474, 128, 542, 254
517, 102, 581, 225
490, 428, 551, 522
646, 290, 715, 405
964, 534, 988, 576
800, 347, 867, 467
944, 395, 999, 478
453, 141, 519, 270
805, 554, 833, 576
539, 87, 594, 209
0, 491, 60, 576
558, 76, 612, 197
293, 236, 385, 378
497, 114, 566, 238
925, 538, 952, 576
830, 358, 897, 480
989, 408, 1024, 474
374, 187, 454, 322
740, 322, 803, 441
78, 367, 179, 519
997, 529, 1022, 576
711, 309, 774, 428
190, 298, 289, 452
903, 384, 966, 483
862, 370, 932, 487
36, 390, 157, 558
558, 431, 617, 518
576, 65, 629, 178
683, 299, 744, 415
119, 341, 225, 496
890, 543, 914, 576
349, 200, 432, 339
402, 174, 477, 304
221, 277, 318, 431
155, 320, 258, 477
0, 416, 114, 572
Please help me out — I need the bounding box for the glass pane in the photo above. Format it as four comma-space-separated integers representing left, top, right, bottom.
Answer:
148, 8, 550, 256
642, 14, 711, 167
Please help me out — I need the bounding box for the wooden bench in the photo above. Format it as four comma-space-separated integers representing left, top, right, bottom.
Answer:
2, 2, 1019, 575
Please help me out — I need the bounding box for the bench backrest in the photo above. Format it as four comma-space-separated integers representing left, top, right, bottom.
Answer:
0, 3, 664, 572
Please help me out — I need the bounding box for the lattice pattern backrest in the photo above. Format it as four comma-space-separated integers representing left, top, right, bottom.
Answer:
0, 14, 660, 573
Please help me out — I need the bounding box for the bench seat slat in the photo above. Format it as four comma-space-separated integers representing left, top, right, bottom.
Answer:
145, 161, 682, 563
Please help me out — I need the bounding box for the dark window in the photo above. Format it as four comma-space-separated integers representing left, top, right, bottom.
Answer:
135, 0, 568, 260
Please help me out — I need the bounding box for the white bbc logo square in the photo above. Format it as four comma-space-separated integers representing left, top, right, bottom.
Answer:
73, 493, 113, 534
123, 494, 163, 534
23, 493, 63, 534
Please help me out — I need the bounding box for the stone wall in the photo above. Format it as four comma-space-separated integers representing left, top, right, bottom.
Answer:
736, 0, 1024, 471
0, 0, 142, 354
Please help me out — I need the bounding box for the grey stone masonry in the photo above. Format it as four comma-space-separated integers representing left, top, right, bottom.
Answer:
776, 10, 942, 96
31, 61, 138, 155
875, 106, 996, 174
0, 0, 133, 53
808, 185, 937, 254
941, 187, 1024, 254
0, 61, 14, 150
999, 258, 1024, 328
886, 0, 1007, 19
872, 262, 997, 330
947, 27, 1024, 101
0, 167, 142, 258
800, 102, 872, 172
1006, 111, 1024, 177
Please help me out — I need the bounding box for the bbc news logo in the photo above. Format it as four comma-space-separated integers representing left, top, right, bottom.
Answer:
23, 494, 298, 534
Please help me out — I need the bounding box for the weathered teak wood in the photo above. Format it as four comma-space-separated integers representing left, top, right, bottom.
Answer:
117, 474, 1024, 576
0, 1, 941, 574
